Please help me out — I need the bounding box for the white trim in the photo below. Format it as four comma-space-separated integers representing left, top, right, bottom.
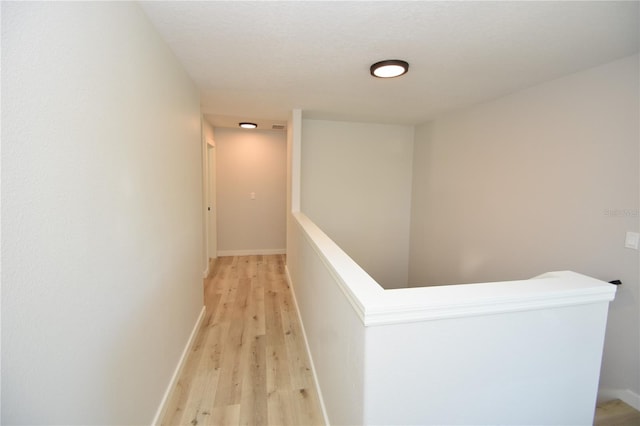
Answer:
216, 248, 286, 256
365, 279, 616, 326
285, 265, 329, 426
598, 388, 640, 411
151, 306, 206, 426
202, 265, 210, 279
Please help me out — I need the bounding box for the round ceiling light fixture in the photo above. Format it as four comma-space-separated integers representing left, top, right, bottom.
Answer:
239, 122, 258, 129
370, 59, 409, 78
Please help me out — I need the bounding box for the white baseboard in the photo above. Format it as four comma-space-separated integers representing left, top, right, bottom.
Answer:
598, 387, 640, 411
202, 264, 210, 279
217, 248, 286, 256
151, 306, 206, 426
285, 265, 329, 426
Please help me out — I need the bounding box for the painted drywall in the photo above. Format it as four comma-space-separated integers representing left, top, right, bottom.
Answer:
1, 2, 203, 424
300, 119, 414, 289
215, 128, 286, 255
408, 55, 640, 404
363, 301, 611, 425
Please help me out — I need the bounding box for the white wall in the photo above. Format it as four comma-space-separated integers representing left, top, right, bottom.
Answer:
363, 298, 611, 425
2, 3, 203, 424
215, 128, 287, 255
301, 119, 414, 289
409, 55, 640, 405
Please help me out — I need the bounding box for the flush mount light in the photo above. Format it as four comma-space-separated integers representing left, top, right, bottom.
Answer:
239, 122, 257, 129
370, 59, 409, 78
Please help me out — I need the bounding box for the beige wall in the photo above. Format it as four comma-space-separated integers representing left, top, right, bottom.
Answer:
408, 54, 639, 400
215, 128, 287, 255
2, 2, 203, 424
301, 119, 414, 289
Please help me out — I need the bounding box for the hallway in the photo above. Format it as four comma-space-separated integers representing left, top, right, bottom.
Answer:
161, 255, 324, 426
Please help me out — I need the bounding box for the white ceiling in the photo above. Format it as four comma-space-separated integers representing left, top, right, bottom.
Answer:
140, 1, 639, 128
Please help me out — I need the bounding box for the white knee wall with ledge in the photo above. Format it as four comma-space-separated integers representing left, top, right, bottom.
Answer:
287, 212, 616, 425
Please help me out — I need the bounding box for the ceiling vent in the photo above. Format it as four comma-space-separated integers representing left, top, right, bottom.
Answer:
272, 124, 286, 130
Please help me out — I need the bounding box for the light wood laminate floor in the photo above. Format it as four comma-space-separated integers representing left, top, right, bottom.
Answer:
594, 399, 640, 426
161, 255, 324, 426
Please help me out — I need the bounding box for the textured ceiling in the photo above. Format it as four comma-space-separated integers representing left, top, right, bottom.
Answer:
140, 1, 639, 127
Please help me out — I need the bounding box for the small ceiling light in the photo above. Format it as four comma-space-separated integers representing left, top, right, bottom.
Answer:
239, 122, 257, 129
370, 59, 409, 78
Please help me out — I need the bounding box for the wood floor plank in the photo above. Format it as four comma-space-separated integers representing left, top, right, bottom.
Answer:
181, 367, 220, 426
266, 343, 292, 394
246, 279, 266, 338
198, 321, 230, 378
213, 315, 249, 406
239, 335, 268, 426
266, 389, 296, 426
264, 286, 285, 347
211, 270, 240, 325
210, 404, 240, 426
